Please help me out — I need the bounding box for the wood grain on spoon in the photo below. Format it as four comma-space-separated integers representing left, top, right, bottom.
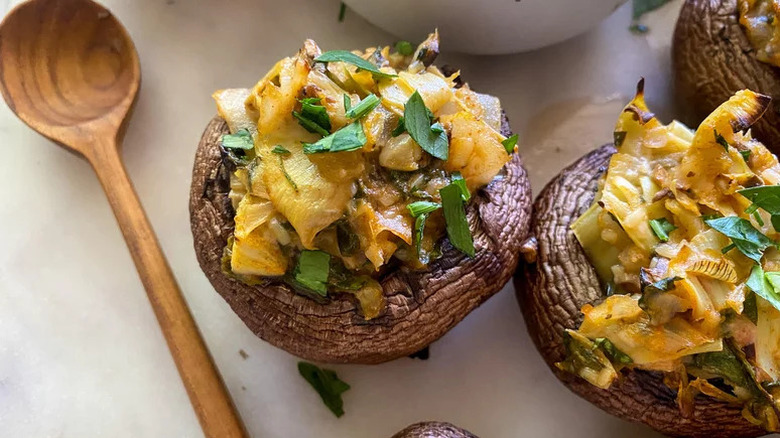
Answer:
0, 1, 247, 436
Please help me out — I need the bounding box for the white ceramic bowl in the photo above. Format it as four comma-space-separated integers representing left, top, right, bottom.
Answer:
342, 0, 627, 55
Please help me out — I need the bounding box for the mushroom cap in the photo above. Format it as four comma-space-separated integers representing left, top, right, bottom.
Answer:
391, 421, 478, 438
673, 0, 780, 150
516, 144, 766, 438
189, 104, 531, 364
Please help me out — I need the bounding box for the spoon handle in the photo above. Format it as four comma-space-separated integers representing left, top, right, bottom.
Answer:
88, 144, 248, 438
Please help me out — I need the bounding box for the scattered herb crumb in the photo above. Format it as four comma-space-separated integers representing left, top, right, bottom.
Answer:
338, 2, 346, 22
239, 349, 249, 360
298, 361, 350, 418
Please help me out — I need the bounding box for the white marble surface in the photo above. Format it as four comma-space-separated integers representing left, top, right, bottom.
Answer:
2, 1, 766, 437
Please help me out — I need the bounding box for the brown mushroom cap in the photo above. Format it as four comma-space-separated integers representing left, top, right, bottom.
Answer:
673, 0, 780, 150
189, 103, 531, 364
516, 144, 766, 438
390, 421, 478, 438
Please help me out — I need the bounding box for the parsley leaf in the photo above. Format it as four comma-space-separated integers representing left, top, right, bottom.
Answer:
272, 145, 297, 190
221, 129, 254, 150
345, 93, 380, 119
391, 116, 406, 137
440, 183, 475, 257
593, 338, 632, 365
737, 186, 780, 231
649, 218, 676, 242
714, 129, 730, 151
451, 172, 470, 201
741, 150, 751, 162
407, 201, 441, 217
501, 134, 519, 154
407, 201, 441, 261
706, 217, 773, 263
747, 265, 780, 312
404, 91, 448, 160
315, 50, 396, 78
294, 251, 331, 296
271, 145, 291, 155
395, 40, 414, 56
293, 97, 331, 136
343, 94, 351, 112
303, 121, 366, 154
297, 362, 350, 418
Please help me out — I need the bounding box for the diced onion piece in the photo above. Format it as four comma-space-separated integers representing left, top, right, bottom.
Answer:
442, 111, 510, 191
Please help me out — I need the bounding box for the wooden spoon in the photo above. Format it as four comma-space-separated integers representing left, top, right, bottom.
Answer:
0, 1, 247, 436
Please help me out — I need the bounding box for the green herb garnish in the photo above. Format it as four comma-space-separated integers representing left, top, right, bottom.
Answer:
501, 134, 518, 154
407, 201, 441, 217
395, 40, 414, 56
294, 250, 331, 296
303, 121, 366, 154
706, 217, 773, 263
391, 116, 406, 137
613, 131, 627, 147
440, 183, 475, 257
337, 2, 346, 22
272, 145, 297, 191
272, 145, 290, 155
314, 50, 396, 78
298, 362, 350, 418
714, 129, 730, 151
741, 150, 751, 162
343, 94, 351, 112
404, 91, 448, 160
221, 128, 254, 150
293, 97, 331, 137
649, 218, 676, 242
747, 265, 780, 312
407, 201, 441, 261
345, 93, 380, 119
451, 172, 470, 201
738, 186, 780, 232
593, 338, 632, 365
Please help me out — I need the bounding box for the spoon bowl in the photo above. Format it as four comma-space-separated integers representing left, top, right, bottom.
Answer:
0, 0, 139, 153
0, 1, 246, 436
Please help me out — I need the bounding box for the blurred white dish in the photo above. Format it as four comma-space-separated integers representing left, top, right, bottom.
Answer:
342, 0, 627, 54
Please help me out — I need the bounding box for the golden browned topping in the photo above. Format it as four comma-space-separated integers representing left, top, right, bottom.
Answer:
212, 33, 515, 319
565, 84, 780, 431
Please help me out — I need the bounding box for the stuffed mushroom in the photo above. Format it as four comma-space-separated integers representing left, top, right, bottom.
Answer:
391, 422, 478, 438
190, 33, 531, 364
674, 0, 780, 150
519, 81, 780, 437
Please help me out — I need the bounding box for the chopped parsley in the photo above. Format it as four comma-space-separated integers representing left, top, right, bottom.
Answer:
315, 51, 396, 78
303, 121, 366, 154
649, 217, 676, 242
407, 201, 441, 261
451, 172, 470, 201
714, 129, 730, 151
294, 250, 331, 296
706, 216, 773, 263
501, 133, 519, 154
404, 91, 448, 160
293, 97, 331, 137
395, 40, 414, 56
271, 145, 297, 191
298, 362, 350, 418
440, 183, 475, 257
345, 93, 380, 119
221, 129, 254, 150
